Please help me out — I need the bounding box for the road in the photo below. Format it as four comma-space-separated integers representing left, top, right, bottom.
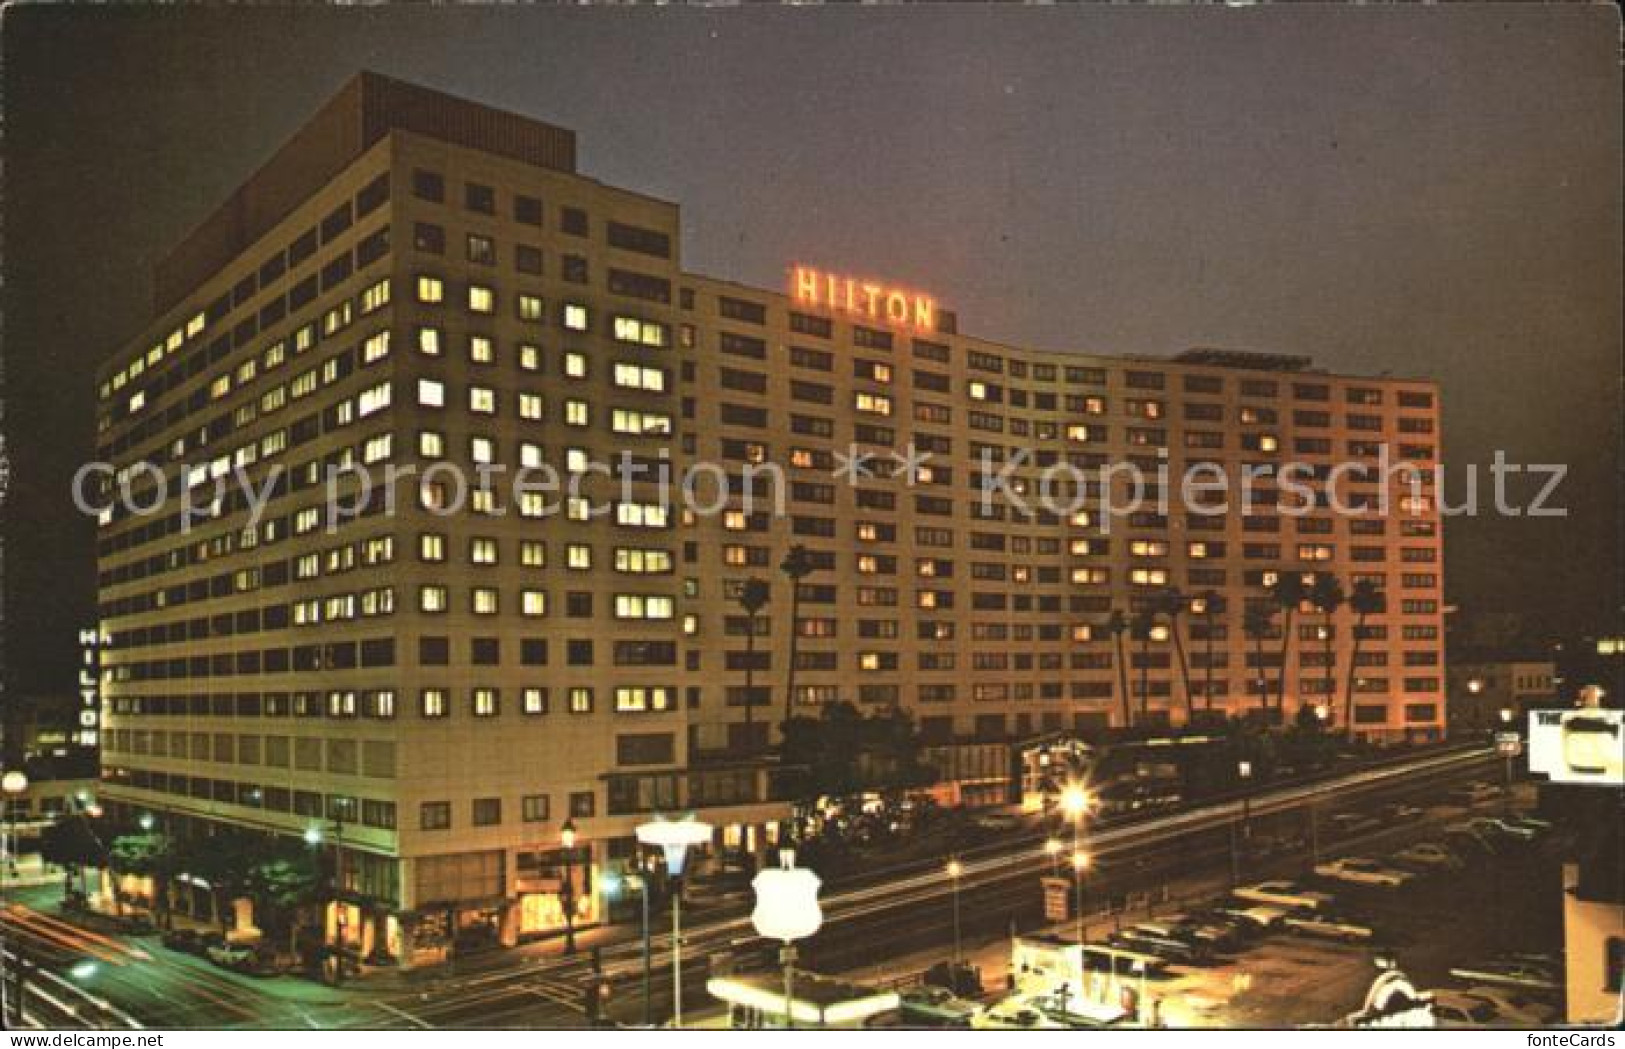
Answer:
1, 744, 1499, 1028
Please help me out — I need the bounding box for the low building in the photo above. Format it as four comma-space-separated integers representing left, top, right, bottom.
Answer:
1447, 657, 1559, 735
1561, 798, 1624, 1025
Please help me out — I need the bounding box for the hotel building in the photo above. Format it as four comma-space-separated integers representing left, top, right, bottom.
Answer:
93, 74, 1445, 962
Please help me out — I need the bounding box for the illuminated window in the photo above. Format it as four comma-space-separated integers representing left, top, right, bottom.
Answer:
416, 276, 444, 303
564, 399, 590, 427
417, 327, 443, 356
855, 392, 893, 416
518, 344, 541, 371
518, 294, 544, 322
472, 688, 499, 717
568, 688, 594, 714
418, 430, 445, 458
615, 594, 674, 620
469, 386, 496, 414
563, 303, 589, 331
521, 590, 547, 616
420, 689, 448, 718
467, 284, 495, 314
419, 585, 448, 612
567, 544, 592, 570
518, 392, 544, 420
471, 587, 499, 615
362, 331, 391, 364
615, 687, 674, 713
563, 352, 588, 379
417, 379, 445, 408
468, 335, 494, 364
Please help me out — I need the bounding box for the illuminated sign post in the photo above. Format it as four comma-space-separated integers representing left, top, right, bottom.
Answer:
791, 266, 936, 331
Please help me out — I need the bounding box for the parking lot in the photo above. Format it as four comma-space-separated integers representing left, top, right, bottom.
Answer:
1134, 787, 1566, 1027
874, 781, 1570, 1028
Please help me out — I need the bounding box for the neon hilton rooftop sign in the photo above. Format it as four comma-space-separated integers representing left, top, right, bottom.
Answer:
792, 266, 936, 330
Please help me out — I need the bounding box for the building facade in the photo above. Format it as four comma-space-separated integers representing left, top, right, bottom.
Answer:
1447, 657, 1559, 735
93, 73, 1446, 963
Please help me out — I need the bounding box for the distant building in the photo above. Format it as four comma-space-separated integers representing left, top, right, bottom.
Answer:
1447, 658, 1558, 735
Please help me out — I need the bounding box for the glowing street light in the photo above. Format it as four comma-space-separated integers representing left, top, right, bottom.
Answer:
2, 770, 27, 877
559, 818, 580, 956
636, 816, 712, 1028
944, 858, 964, 970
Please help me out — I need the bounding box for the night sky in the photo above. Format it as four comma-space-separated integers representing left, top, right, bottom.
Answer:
3, 6, 1619, 696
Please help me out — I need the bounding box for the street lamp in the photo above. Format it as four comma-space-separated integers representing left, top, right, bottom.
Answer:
1059, 784, 1093, 947
138, 813, 155, 832
1498, 708, 1517, 810
636, 815, 712, 1028
1232, 760, 1254, 887
2, 770, 27, 878
751, 848, 823, 1029
1070, 850, 1092, 949
945, 858, 964, 970
560, 818, 580, 956
1043, 837, 1064, 875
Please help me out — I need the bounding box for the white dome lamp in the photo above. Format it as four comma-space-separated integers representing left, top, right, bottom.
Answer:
751, 849, 823, 1028
635, 816, 713, 1027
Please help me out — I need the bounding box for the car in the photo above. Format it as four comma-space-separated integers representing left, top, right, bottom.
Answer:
971, 997, 1066, 1030
1026, 992, 1131, 1028
1211, 903, 1290, 934
1312, 856, 1415, 888
1447, 960, 1562, 993
1389, 842, 1465, 872
1108, 928, 1214, 966
1281, 909, 1374, 943
1234, 880, 1335, 911
1457, 987, 1558, 1026
1469, 817, 1540, 843
899, 986, 980, 1027
1429, 990, 1514, 1028
1147, 912, 1245, 953
206, 939, 283, 976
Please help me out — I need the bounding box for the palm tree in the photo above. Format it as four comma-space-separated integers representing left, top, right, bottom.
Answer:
1341, 580, 1385, 741
1243, 603, 1276, 718
1130, 608, 1157, 725
1106, 610, 1133, 729
1196, 590, 1222, 712
1266, 572, 1309, 713
735, 576, 772, 751
778, 545, 818, 731
1308, 573, 1346, 728
1156, 587, 1196, 723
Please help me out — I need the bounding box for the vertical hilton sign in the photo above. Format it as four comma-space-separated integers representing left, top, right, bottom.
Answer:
791, 266, 937, 330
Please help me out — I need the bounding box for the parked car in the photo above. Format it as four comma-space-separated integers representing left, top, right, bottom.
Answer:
1234, 880, 1335, 911
1312, 856, 1415, 888
900, 986, 979, 1027
923, 960, 984, 999
1108, 928, 1214, 966
1147, 912, 1245, 954
1390, 842, 1465, 872
206, 939, 283, 976
1448, 959, 1562, 993
1468, 816, 1540, 843
1457, 987, 1558, 1026
1210, 903, 1289, 936
1429, 990, 1511, 1028
1281, 909, 1374, 943
971, 997, 1066, 1030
